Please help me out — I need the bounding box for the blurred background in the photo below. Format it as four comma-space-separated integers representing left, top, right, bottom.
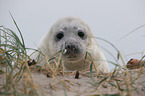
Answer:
0, 0, 145, 70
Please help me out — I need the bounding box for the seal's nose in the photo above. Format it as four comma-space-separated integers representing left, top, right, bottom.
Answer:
65, 43, 76, 53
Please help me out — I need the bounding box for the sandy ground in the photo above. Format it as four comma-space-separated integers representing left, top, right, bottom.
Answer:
0, 68, 145, 96
31, 69, 145, 96
31, 71, 118, 96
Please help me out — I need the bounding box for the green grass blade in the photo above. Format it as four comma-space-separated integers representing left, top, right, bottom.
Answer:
9, 11, 25, 50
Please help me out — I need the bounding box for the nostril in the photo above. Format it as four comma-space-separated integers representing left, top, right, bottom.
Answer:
66, 44, 75, 49
67, 45, 71, 49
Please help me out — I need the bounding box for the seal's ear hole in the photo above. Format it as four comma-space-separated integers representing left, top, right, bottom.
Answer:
78, 30, 85, 39
56, 32, 64, 40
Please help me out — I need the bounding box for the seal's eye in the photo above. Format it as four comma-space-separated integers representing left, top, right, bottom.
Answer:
78, 30, 85, 39
56, 32, 64, 40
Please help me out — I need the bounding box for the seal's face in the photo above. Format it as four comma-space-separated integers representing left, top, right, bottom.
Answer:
52, 18, 89, 60
54, 26, 88, 60
55, 27, 87, 59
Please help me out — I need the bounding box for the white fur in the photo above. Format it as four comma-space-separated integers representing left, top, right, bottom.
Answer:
31, 17, 110, 73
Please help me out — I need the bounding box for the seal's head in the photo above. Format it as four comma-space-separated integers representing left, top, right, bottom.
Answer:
31, 17, 110, 72
49, 17, 92, 61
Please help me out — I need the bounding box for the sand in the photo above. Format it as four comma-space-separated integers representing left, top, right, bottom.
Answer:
0, 67, 145, 96
31, 69, 145, 96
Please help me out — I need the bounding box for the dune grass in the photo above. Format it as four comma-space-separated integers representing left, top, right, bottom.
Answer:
0, 14, 38, 95
0, 14, 145, 96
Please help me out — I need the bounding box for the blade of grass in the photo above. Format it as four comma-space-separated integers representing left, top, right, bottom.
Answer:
118, 24, 145, 41
9, 11, 26, 51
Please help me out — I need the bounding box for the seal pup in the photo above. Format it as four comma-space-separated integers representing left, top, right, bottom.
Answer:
31, 17, 110, 73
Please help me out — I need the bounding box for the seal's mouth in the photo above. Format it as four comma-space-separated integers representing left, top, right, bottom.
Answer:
62, 48, 85, 62
62, 48, 82, 59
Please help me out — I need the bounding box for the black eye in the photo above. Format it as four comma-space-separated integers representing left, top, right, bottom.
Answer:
56, 32, 64, 40
78, 30, 85, 38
